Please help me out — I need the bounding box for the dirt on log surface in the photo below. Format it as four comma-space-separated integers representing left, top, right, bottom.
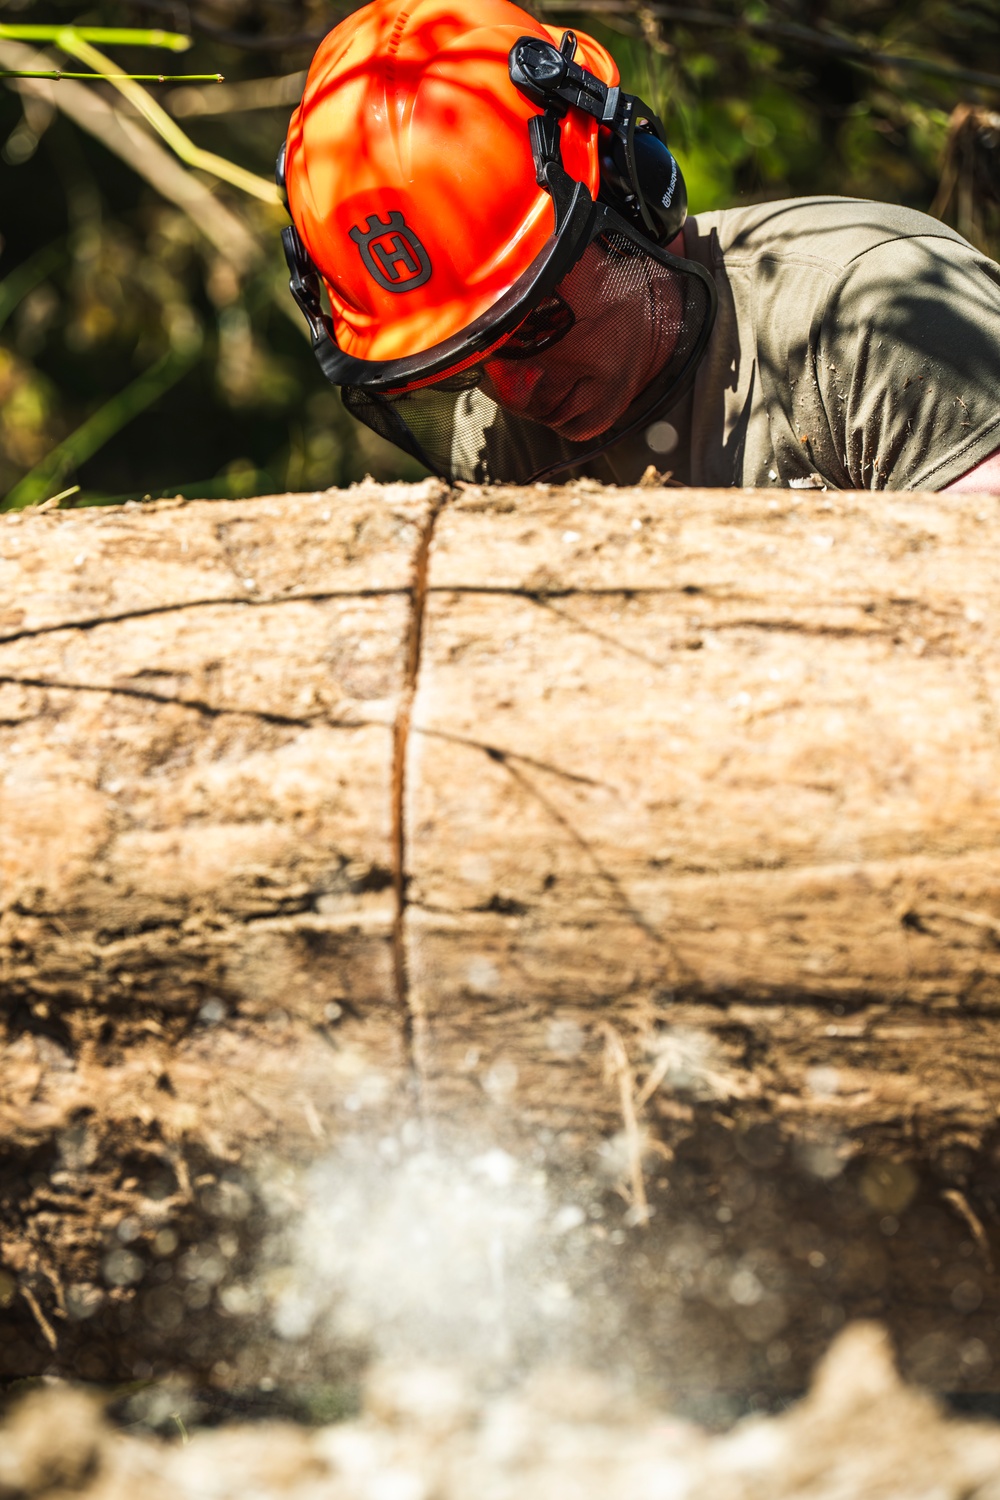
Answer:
3, 479, 1000, 1402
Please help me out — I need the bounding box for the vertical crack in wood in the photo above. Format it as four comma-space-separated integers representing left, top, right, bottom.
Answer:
392, 486, 451, 1100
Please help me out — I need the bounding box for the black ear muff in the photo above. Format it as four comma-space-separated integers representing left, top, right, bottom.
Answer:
621, 128, 687, 245
598, 106, 686, 246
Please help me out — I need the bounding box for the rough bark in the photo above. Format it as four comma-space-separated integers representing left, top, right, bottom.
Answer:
5, 479, 1000, 1148
407, 483, 1000, 1162
1, 484, 434, 1138
3, 479, 1000, 1387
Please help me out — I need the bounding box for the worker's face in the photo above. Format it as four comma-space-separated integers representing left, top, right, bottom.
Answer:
481, 238, 685, 443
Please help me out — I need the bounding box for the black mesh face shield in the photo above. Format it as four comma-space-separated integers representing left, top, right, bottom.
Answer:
282, 114, 717, 484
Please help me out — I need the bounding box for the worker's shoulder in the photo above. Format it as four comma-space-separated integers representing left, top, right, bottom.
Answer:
685, 195, 972, 274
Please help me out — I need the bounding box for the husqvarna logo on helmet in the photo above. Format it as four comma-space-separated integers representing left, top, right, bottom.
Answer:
349, 211, 432, 292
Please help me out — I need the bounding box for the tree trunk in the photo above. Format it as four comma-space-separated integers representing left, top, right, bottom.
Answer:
3, 479, 1000, 1385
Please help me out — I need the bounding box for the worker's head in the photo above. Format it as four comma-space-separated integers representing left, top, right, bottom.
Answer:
280, 0, 716, 482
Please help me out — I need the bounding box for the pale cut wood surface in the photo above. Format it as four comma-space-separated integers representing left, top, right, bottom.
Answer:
410, 483, 1000, 1153
2, 480, 1000, 1166
0, 483, 443, 1168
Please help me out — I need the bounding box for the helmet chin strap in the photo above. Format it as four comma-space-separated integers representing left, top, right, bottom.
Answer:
508, 32, 686, 245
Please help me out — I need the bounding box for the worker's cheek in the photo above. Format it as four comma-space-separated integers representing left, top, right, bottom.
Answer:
483, 316, 658, 442
482, 357, 547, 416
483, 261, 686, 442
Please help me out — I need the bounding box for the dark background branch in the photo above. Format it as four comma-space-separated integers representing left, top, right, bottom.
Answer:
539, 1, 1000, 94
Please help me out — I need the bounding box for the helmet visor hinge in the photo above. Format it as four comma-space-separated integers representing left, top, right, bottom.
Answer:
527, 113, 579, 228
281, 224, 334, 349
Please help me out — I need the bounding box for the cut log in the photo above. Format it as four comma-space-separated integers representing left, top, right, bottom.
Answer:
3, 479, 1000, 1387
4, 481, 1000, 1149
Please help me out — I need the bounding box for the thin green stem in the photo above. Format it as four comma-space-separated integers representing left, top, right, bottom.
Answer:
0, 24, 191, 52
3, 338, 203, 511
54, 32, 282, 204
44, 485, 81, 508
0, 71, 224, 80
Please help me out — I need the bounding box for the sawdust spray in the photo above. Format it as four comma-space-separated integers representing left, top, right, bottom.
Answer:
257, 1126, 627, 1383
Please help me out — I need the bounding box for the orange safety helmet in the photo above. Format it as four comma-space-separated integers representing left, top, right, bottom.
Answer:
282, 0, 617, 364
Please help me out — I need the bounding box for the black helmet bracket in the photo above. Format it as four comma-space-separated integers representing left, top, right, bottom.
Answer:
275, 140, 333, 352
508, 31, 687, 246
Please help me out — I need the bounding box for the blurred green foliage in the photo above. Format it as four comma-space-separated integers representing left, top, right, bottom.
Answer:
1, 0, 999, 507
